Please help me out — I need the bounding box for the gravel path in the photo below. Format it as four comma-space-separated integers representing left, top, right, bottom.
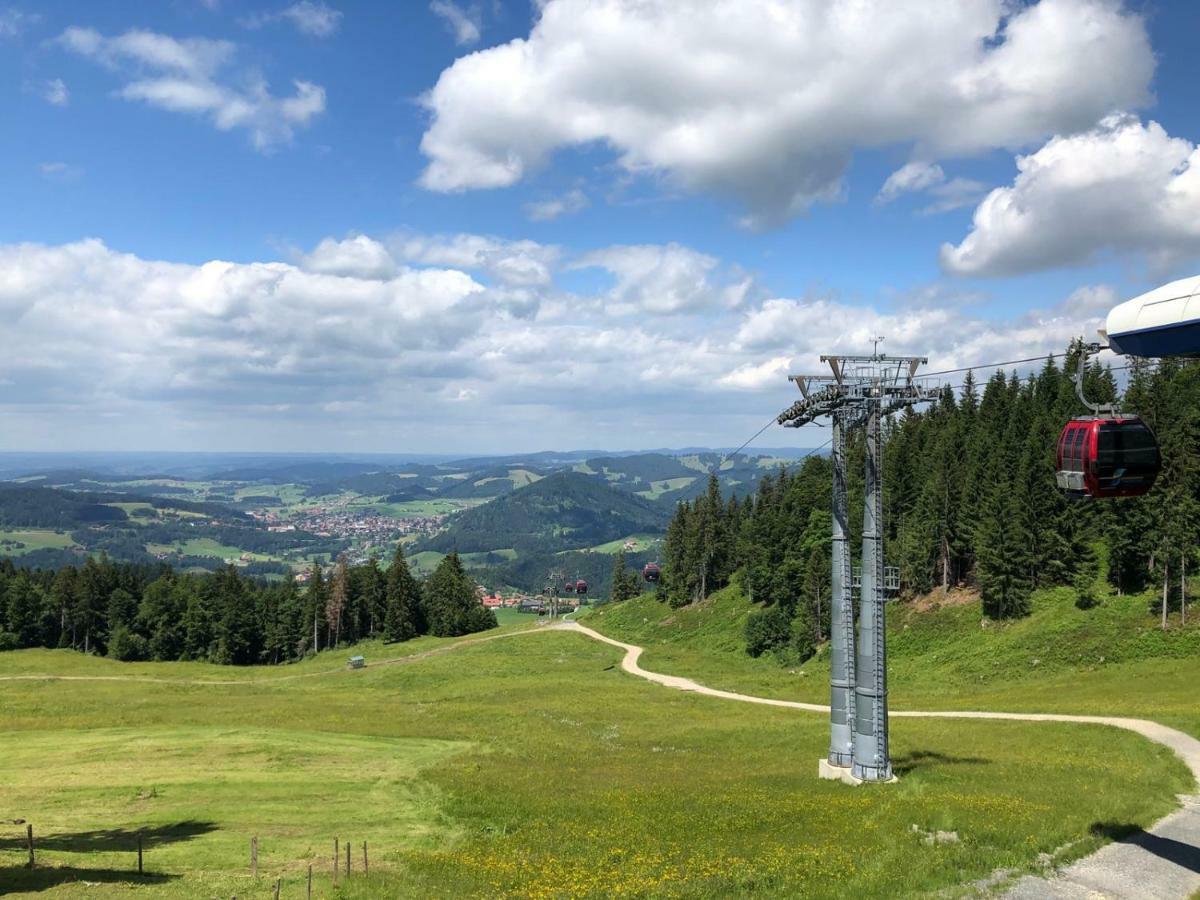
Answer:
553, 620, 1200, 899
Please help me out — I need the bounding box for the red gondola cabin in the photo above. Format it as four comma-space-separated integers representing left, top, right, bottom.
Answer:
1055, 416, 1161, 498
574, 580, 588, 595
643, 563, 661, 583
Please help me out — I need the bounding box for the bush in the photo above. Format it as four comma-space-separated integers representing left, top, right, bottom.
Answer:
108, 625, 150, 662
745, 605, 793, 658
0, 631, 18, 652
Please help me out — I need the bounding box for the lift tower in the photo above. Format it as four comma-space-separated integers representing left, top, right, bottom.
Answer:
778, 352, 935, 783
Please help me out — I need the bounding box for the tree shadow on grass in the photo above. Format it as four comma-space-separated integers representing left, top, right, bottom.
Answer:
1089, 822, 1200, 874
0, 821, 215, 894
892, 750, 990, 776
0, 867, 176, 895
0, 820, 216, 853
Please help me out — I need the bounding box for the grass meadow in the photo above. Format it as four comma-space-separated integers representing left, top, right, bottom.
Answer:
0, 602, 1192, 897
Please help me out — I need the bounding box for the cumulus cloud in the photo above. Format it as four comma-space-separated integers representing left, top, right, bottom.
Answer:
394, 232, 560, 288
244, 2, 343, 37
942, 115, 1200, 276
0, 236, 1128, 451
430, 1, 482, 45
419, 0, 1152, 227
300, 235, 397, 279
525, 188, 589, 222
572, 243, 751, 315
59, 26, 325, 151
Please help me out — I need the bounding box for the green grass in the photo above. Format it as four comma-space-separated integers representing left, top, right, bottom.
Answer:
146, 538, 274, 562
583, 581, 1200, 740
406, 550, 446, 574
580, 533, 663, 554
360, 499, 481, 519
0, 624, 1189, 898
0, 530, 78, 555
636, 477, 696, 499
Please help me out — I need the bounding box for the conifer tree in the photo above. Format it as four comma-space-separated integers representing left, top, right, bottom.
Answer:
384, 547, 423, 641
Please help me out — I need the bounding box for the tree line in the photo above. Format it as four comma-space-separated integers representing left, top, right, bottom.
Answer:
655, 348, 1200, 658
0, 549, 495, 664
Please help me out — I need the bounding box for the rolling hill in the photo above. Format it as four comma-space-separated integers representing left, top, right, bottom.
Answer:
418, 470, 670, 555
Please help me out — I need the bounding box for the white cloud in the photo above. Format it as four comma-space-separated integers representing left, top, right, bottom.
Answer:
524, 188, 589, 222
876, 162, 945, 204
59, 27, 326, 151
394, 233, 560, 288
419, 0, 1153, 227
942, 115, 1200, 276
430, 1, 482, 46
41, 78, 69, 106
572, 243, 747, 315
300, 235, 397, 280
245, 2, 343, 37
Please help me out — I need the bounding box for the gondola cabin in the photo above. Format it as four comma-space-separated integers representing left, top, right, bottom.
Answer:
562, 581, 576, 594
643, 563, 661, 583
1055, 416, 1161, 498
574, 580, 588, 596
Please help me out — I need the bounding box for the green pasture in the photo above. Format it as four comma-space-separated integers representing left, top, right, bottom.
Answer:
146, 538, 275, 562
581, 534, 662, 555
0, 530, 78, 555
0, 609, 1192, 897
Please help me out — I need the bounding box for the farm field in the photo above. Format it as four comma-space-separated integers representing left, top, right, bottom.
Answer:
0, 619, 1190, 898
0, 530, 77, 555
350, 498, 482, 519
145, 538, 277, 562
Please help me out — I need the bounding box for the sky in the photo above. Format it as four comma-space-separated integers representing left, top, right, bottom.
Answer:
2, 0, 1200, 454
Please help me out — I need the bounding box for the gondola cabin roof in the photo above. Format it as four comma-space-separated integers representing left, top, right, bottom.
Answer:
1105, 275, 1200, 358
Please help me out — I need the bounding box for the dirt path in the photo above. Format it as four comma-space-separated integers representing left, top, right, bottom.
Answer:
552, 620, 1200, 900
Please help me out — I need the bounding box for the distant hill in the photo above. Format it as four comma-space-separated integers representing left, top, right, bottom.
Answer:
0, 485, 130, 528
419, 471, 670, 555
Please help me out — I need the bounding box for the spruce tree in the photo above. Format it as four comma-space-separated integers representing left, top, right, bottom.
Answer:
384, 547, 423, 641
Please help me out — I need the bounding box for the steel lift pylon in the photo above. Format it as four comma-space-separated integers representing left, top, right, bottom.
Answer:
779, 353, 936, 783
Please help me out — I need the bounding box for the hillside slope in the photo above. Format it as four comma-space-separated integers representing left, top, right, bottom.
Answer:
584, 582, 1200, 738
420, 471, 669, 554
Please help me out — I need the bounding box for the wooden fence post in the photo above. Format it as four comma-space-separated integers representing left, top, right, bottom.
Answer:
345, 839, 350, 876
26, 824, 34, 869
251, 836, 258, 877
307, 863, 313, 900
363, 840, 368, 875
333, 838, 338, 884
138, 831, 144, 874
273, 877, 281, 900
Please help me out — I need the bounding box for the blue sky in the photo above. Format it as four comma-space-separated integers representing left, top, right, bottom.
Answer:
2, 0, 1199, 453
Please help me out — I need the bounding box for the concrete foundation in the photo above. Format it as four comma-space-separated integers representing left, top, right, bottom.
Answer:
818, 758, 899, 786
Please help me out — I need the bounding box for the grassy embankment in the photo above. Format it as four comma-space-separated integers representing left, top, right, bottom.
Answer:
583, 579, 1200, 738
0, 592, 1191, 897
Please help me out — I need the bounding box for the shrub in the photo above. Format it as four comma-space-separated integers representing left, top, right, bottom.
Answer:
108, 625, 150, 662
745, 605, 792, 658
